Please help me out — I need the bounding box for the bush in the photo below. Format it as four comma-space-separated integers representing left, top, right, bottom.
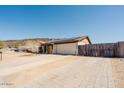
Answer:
0, 41, 4, 49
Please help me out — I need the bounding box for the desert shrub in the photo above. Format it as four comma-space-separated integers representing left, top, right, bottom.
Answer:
0, 41, 4, 49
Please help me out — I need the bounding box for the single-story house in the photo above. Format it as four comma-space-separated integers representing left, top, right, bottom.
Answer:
39, 36, 91, 55
51, 36, 91, 55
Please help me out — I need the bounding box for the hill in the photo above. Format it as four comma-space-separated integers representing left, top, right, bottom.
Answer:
0, 38, 62, 49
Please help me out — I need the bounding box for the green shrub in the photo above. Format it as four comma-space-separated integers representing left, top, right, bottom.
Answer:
0, 41, 4, 49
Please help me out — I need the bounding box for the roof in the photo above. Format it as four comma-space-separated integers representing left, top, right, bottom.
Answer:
50, 36, 91, 44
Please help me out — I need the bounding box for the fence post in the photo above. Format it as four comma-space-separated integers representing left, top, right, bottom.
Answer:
0, 51, 2, 61
118, 42, 124, 58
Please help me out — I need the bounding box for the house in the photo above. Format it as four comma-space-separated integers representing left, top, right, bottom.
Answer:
51, 36, 91, 55
39, 36, 91, 55
39, 42, 53, 54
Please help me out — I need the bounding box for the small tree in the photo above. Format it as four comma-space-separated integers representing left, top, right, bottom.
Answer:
0, 41, 4, 49
8, 43, 20, 48
14, 43, 19, 48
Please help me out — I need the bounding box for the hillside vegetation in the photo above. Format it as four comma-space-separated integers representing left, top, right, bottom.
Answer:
0, 38, 56, 49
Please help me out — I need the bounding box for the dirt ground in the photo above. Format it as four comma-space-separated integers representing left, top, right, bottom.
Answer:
0, 52, 124, 88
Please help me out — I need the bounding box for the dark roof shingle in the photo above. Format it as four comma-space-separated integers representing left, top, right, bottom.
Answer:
50, 36, 91, 44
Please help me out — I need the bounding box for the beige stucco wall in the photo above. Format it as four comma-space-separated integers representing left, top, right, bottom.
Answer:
78, 38, 90, 45
53, 41, 124, 57
52, 38, 90, 55
53, 42, 78, 55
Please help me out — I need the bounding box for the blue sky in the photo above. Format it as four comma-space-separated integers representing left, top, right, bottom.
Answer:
0, 6, 124, 43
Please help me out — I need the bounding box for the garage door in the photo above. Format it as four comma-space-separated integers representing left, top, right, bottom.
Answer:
56, 43, 78, 55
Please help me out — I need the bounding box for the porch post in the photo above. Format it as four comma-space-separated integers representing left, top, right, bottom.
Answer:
0, 51, 2, 61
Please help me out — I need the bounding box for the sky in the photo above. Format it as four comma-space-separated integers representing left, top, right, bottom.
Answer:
0, 5, 124, 43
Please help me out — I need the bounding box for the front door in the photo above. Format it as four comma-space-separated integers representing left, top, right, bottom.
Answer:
47, 45, 53, 54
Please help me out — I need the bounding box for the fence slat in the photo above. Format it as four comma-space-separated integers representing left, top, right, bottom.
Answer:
78, 43, 117, 57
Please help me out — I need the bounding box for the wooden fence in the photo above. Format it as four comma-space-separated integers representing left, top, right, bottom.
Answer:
78, 42, 124, 57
